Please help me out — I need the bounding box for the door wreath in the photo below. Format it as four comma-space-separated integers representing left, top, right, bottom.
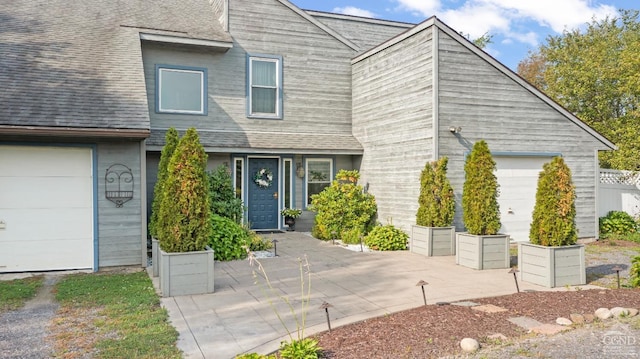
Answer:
254, 168, 273, 189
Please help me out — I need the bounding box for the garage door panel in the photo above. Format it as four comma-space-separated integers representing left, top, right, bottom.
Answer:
0, 146, 91, 177
0, 208, 92, 240
0, 177, 92, 208
0, 238, 93, 272
0, 145, 94, 272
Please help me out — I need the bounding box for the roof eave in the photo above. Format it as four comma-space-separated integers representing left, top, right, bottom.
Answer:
139, 33, 233, 52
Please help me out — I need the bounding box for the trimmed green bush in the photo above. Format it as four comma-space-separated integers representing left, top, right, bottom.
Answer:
156, 128, 213, 253
630, 255, 640, 287
364, 224, 408, 251
208, 214, 249, 261
149, 128, 179, 238
529, 156, 577, 246
341, 227, 363, 245
599, 210, 638, 238
416, 157, 455, 227
209, 164, 244, 223
462, 140, 501, 235
310, 170, 377, 241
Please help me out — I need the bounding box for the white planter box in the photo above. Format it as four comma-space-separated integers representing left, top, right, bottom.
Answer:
159, 246, 215, 297
410, 225, 456, 256
456, 233, 510, 270
518, 243, 585, 288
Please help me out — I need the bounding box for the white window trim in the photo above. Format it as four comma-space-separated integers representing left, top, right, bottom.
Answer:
282, 158, 293, 210
247, 55, 282, 119
157, 67, 206, 115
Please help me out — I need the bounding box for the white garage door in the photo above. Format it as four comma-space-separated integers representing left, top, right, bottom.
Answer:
495, 156, 551, 242
0, 146, 94, 272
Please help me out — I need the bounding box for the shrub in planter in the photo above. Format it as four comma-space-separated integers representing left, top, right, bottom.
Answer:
529, 156, 577, 246
364, 224, 408, 251
416, 157, 455, 227
599, 210, 638, 238
156, 128, 213, 253
208, 214, 249, 261
310, 170, 377, 241
148, 127, 179, 238
462, 140, 501, 235
209, 165, 245, 223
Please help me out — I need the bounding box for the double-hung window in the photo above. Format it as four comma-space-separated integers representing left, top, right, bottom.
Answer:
306, 159, 333, 206
156, 65, 207, 115
247, 54, 282, 119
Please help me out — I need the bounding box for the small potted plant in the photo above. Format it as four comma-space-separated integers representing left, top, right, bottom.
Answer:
456, 140, 510, 269
281, 208, 302, 231
519, 156, 585, 287
411, 157, 456, 256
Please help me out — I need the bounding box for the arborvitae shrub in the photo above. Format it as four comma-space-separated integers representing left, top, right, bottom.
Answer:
310, 170, 377, 241
148, 128, 179, 238
156, 128, 212, 252
529, 156, 577, 246
208, 165, 245, 223
462, 140, 501, 235
416, 157, 455, 227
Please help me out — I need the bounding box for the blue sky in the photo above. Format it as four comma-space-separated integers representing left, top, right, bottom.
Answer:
290, 0, 637, 70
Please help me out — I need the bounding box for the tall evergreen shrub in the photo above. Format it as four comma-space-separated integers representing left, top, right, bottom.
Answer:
148, 128, 179, 238
416, 157, 455, 227
529, 156, 577, 246
462, 140, 501, 235
156, 128, 213, 252
208, 165, 244, 223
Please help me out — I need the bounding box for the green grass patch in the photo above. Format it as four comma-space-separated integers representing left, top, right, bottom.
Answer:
0, 276, 43, 313
55, 271, 181, 358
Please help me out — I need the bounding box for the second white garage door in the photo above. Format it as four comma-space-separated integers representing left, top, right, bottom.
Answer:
495, 156, 551, 242
0, 145, 94, 272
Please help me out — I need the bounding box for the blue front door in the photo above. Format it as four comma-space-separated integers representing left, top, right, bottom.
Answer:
248, 158, 279, 229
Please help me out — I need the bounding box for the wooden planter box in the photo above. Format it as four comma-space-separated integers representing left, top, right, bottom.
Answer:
159, 246, 215, 297
518, 243, 585, 288
410, 225, 456, 256
456, 233, 510, 269
151, 238, 159, 277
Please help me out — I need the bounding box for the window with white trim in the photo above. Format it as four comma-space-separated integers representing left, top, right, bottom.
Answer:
247, 55, 282, 118
156, 65, 207, 114
306, 159, 332, 205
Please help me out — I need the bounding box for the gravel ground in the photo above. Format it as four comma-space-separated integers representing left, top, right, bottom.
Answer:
0, 275, 59, 359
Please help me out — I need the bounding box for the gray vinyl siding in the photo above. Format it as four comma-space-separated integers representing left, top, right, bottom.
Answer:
311, 15, 412, 51
97, 142, 143, 267
352, 29, 434, 232
435, 29, 607, 238
142, 0, 357, 140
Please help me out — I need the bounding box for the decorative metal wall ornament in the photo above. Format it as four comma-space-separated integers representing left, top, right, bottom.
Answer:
105, 164, 134, 207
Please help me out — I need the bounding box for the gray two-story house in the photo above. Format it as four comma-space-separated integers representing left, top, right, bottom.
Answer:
0, 0, 614, 272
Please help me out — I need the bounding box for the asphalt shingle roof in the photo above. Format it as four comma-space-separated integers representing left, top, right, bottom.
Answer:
0, 0, 231, 133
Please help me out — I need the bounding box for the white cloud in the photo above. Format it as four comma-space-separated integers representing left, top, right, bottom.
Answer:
333, 6, 377, 18
394, 0, 618, 49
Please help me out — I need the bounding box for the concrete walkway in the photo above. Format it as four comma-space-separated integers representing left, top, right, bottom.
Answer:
154, 232, 595, 359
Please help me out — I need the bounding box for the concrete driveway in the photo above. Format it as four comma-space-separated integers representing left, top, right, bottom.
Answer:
154, 231, 588, 358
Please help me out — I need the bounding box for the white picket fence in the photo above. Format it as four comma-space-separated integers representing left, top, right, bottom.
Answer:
599, 169, 640, 218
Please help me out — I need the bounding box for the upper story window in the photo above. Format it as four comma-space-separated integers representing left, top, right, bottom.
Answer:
247, 54, 282, 119
156, 65, 207, 115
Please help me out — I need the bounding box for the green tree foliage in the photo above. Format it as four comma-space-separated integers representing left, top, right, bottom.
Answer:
148, 128, 179, 238
416, 157, 455, 227
156, 128, 212, 252
208, 165, 244, 223
208, 214, 249, 261
310, 170, 377, 241
517, 10, 640, 170
364, 224, 408, 251
529, 157, 578, 246
462, 140, 501, 235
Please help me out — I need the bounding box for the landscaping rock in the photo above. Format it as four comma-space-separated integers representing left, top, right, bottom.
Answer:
595, 308, 612, 320
569, 313, 584, 324
583, 314, 595, 323
627, 308, 638, 317
610, 307, 629, 318
460, 338, 480, 352
556, 317, 572, 326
